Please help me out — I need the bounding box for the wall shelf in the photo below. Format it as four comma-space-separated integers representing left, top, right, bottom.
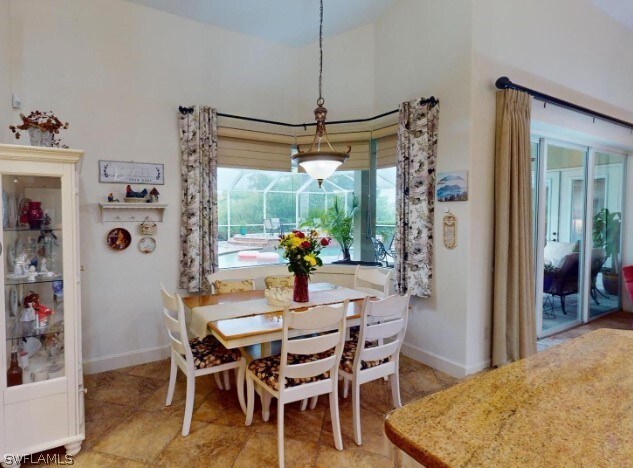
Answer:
99, 203, 167, 222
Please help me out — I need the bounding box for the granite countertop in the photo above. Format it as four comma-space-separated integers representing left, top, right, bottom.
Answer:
385, 328, 633, 467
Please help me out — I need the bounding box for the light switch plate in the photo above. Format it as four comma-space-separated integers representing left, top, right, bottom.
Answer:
12, 93, 21, 109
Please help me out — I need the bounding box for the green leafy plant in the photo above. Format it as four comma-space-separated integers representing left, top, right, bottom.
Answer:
592, 208, 622, 273
327, 196, 358, 261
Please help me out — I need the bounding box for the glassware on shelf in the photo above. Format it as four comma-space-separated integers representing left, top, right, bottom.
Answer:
7, 350, 22, 387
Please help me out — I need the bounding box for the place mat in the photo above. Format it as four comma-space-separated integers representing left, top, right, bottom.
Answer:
189, 285, 369, 338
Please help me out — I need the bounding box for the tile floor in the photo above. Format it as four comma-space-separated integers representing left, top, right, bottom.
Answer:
27, 311, 631, 467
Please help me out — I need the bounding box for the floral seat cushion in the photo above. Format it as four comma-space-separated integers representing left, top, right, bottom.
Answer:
248, 353, 332, 391
213, 279, 255, 294
339, 339, 390, 374
188, 335, 242, 369
264, 275, 294, 289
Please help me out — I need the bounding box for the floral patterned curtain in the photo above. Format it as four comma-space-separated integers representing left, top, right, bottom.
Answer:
395, 98, 439, 297
178, 106, 218, 293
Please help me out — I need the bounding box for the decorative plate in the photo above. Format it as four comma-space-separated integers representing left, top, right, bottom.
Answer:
138, 236, 156, 254
107, 228, 132, 251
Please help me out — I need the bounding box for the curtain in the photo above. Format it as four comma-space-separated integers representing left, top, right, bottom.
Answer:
492, 89, 536, 366
179, 106, 218, 293
394, 98, 439, 297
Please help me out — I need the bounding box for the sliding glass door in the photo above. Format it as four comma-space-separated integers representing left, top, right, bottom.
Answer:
533, 138, 626, 338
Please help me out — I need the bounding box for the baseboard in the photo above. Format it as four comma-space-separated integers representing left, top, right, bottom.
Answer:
83, 345, 171, 375
401, 341, 490, 379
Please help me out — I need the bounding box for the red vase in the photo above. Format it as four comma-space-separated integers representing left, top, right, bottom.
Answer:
26, 201, 44, 229
293, 274, 310, 303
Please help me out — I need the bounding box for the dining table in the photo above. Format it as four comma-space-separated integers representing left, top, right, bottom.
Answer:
182, 282, 370, 356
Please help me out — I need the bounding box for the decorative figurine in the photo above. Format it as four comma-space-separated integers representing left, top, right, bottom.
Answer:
42, 212, 52, 228
125, 185, 148, 199
40, 258, 48, 273
149, 187, 160, 203
27, 265, 37, 282
107, 193, 120, 203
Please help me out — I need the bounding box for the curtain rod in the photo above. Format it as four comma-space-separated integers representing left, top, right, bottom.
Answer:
179, 97, 439, 129
495, 76, 633, 132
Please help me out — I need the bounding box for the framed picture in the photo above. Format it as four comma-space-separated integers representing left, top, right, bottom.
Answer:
99, 160, 164, 185
436, 171, 468, 202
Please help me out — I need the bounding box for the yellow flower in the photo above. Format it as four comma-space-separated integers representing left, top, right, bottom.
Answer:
288, 232, 295, 238
304, 255, 317, 266
291, 237, 303, 247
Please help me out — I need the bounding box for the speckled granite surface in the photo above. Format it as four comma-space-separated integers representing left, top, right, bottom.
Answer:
385, 328, 633, 467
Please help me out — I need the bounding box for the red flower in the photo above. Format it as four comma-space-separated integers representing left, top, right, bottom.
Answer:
296, 232, 305, 239
301, 241, 311, 249
320, 238, 330, 246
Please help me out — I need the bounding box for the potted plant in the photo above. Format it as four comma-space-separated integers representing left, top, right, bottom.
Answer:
592, 208, 621, 295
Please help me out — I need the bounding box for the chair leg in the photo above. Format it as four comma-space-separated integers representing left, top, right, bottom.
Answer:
560, 295, 567, 315
300, 399, 308, 411
390, 371, 402, 408
309, 396, 318, 409
330, 385, 344, 451
165, 356, 177, 406
214, 373, 224, 390
262, 392, 272, 422
343, 376, 350, 399
224, 370, 231, 390
245, 376, 255, 426
236, 362, 246, 415
351, 379, 362, 446
182, 372, 195, 436
277, 401, 285, 468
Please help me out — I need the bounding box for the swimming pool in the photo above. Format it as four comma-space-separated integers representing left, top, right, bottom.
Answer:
218, 245, 346, 269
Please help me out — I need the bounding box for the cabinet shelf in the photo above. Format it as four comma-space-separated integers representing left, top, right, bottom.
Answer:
4, 274, 63, 286
7, 320, 64, 341
99, 202, 167, 222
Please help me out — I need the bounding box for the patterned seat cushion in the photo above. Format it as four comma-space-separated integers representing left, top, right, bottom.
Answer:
188, 335, 242, 369
264, 275, 294, 289
339, 339, 391, 374
213, 279, 255, 294
248, 352, 333, 391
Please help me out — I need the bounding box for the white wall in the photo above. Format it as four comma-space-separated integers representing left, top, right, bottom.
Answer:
0, 0, 12, 143
4, 0, 302, 371
374, 0, 478, 375
5, 0, 633, 376
468, 0, 633, 367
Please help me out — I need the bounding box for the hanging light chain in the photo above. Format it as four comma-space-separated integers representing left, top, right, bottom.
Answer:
317, 0, 324, 107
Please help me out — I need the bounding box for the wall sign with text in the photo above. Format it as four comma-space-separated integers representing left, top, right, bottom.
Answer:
99, 160, 164, 184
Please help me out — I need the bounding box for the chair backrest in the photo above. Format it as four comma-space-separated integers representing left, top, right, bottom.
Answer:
264, 218, 273, 230
354, 266, 392, 298
160, 283, 193, 364
271, 218, 281, 229
278, 300, 348, 392
355, 294, 410, 370
622, 265, 633, 302
207, 264, 290, 292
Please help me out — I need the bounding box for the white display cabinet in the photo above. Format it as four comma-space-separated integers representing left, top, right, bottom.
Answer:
0, 144, 84, 466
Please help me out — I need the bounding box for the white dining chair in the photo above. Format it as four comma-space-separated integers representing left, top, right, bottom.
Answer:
161, 284, 246, 436
245, 301, 349, 468
353, 265, 392, 298
340, 293, 410, 446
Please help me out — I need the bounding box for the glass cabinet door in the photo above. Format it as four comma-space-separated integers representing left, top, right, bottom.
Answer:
3, 174, 65, 387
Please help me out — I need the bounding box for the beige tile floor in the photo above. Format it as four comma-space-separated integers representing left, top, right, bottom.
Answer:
27, 311, 631, 467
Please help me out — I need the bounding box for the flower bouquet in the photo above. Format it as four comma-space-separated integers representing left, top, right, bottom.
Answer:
9, 111, 70, 147
279, 230, 330, 302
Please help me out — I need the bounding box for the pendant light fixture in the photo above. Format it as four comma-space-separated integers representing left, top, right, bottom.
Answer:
293, 0, 350, 188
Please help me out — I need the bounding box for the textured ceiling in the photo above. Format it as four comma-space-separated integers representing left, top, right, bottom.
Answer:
125, 0, 394, 45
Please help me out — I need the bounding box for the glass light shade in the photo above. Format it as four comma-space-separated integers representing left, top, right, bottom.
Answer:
298, 158, 343, 185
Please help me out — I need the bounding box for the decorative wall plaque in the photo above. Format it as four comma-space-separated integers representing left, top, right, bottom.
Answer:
443, 213, 457, 249
99, 160, 164, 184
